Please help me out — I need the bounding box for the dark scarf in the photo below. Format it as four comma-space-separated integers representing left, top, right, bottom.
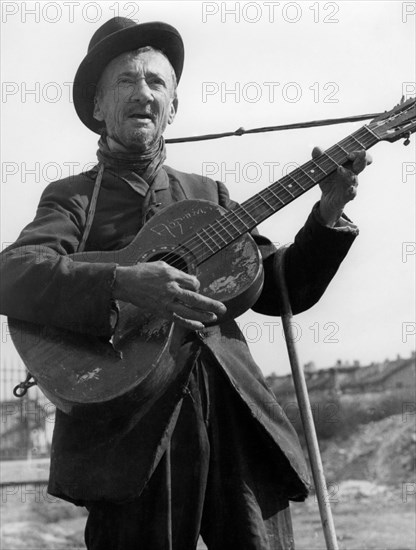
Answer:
96, 131, 167, 185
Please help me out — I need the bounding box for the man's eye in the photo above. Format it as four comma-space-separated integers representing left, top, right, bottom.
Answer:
117, 78, 134, 85
148, 78, 165, 87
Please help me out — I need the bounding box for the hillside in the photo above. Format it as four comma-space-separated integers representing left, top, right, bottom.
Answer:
320, 413, 416, 486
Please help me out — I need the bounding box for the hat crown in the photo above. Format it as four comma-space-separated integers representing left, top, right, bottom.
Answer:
88, 17, 136, 53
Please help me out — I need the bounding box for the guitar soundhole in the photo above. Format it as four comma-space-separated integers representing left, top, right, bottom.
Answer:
144, 251, 190, 274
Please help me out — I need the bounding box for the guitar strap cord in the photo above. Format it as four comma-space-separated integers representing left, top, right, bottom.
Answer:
165, 112, 382, 144
78, 163, 105, 253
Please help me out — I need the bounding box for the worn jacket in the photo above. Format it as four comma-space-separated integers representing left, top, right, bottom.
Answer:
0, 164, 358, 504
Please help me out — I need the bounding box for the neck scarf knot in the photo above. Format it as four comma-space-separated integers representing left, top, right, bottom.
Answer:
96, 132, 166, 185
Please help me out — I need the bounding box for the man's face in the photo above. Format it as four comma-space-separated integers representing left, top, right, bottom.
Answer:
93, 49, 177, 152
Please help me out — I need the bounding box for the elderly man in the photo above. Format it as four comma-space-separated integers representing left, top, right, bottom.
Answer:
1, 18, 371, 550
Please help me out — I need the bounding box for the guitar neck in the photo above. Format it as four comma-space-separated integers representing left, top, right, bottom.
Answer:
189, 124, 379, 265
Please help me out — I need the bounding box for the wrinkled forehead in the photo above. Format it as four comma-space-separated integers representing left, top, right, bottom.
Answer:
99, 49, 175, 86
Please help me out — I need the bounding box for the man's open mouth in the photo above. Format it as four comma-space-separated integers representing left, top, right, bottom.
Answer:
127, 113, 153, 120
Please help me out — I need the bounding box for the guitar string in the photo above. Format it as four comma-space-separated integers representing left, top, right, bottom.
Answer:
148, 126, 376, 271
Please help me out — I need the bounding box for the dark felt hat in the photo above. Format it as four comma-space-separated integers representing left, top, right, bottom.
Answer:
73, 18, 184, 134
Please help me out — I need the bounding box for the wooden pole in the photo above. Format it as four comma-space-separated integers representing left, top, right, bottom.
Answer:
276, 248, 339, 550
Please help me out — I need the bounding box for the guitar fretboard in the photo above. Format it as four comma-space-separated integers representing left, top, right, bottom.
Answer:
176, 125, 379, 266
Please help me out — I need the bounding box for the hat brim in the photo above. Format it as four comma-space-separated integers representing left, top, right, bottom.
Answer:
73, 21, 184, 134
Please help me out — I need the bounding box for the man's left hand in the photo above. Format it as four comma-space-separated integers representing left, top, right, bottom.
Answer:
312, 146, 372, 227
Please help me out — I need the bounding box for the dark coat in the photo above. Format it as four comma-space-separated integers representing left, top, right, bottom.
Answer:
0, 164, 358, 504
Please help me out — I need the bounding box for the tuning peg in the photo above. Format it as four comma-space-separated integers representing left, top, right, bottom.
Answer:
400, 95, 405, 104
403, 132, 411, 146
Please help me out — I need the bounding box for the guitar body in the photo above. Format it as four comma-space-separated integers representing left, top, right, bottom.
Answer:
9, 200, 264, 418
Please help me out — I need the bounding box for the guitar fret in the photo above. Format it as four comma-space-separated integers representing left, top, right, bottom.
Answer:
350, 135, 366, 148
200, 227, 221, 251
283, 183, 295, 198
210, 222, 231, 245
196, 231, 216, 254
282, 173, 303, 191
230, 209, 250, 230
259, 191, 275, 209
225, 214, 241, 232
268, 187, 286, 205
217, 218, 235, 239
363, 125, 379, 141
276, 184, 300, 202
322, 151, 341, 167
287, 174, 305, 191
307, 161, 329, 177
264, 187, 283, 204
297, 167, 315, 185
239, 205, 258, 224
335, 142, 349, 156
268, 187, 282, 202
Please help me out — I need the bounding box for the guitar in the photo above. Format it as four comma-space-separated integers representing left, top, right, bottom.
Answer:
9, 97, 416, 419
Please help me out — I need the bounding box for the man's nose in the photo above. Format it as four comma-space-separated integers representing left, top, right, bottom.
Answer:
130, 78, 153, 102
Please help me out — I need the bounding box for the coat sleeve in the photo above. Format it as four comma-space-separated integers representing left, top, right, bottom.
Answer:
216, 180, 358, 315
0, 176, 117, 337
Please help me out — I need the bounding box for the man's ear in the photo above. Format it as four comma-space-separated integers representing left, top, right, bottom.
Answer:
93, 95, 104, 122
168, 97, 178, 125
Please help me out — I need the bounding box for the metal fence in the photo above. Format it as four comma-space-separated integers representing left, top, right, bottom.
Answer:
1, 358, 54, 460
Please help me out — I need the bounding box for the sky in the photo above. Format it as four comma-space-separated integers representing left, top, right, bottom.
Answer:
1, 0, 415, 380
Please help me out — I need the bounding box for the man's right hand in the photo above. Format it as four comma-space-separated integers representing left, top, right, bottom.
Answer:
114, 262, 227, 331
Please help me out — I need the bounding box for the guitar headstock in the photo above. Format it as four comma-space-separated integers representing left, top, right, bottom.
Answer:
368, 97, 416, 144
